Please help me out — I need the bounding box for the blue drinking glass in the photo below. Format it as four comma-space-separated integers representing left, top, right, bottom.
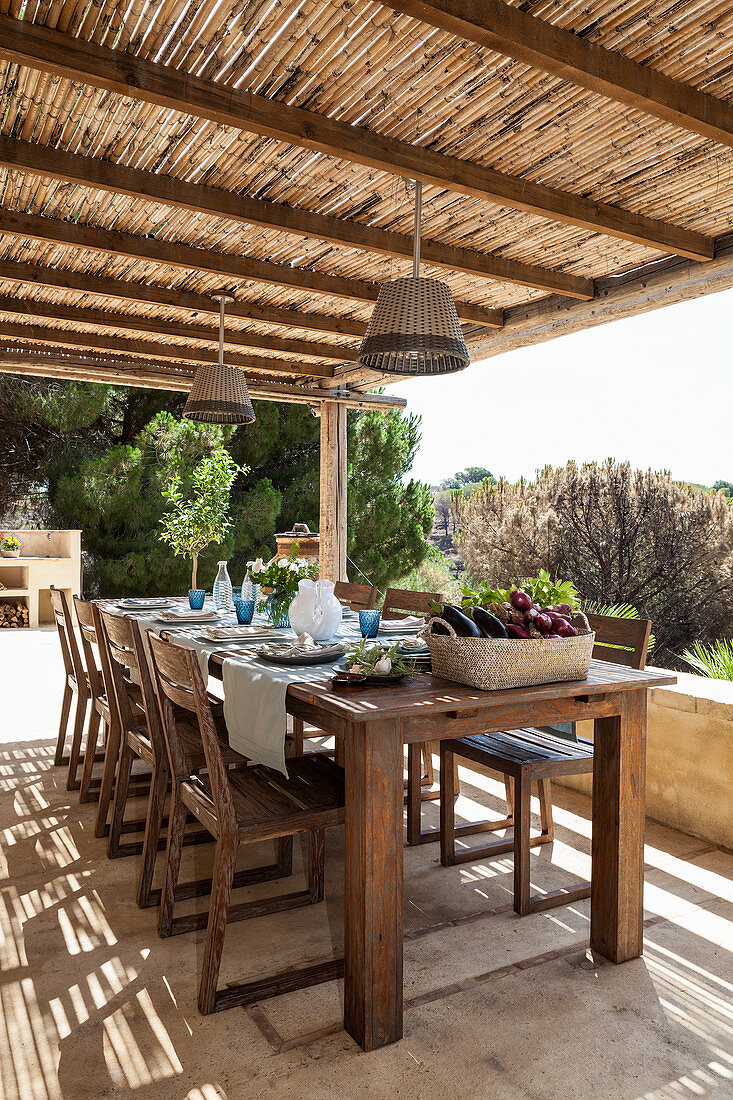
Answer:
234, 597, 255, 624
188, 589, 206, 610
359, 609, 381, 638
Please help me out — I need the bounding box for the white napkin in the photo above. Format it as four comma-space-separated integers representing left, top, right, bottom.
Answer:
379, 615, 425, 631
156, 608, 218, 622
257, 632, 344, 659
202, 624, 275, 640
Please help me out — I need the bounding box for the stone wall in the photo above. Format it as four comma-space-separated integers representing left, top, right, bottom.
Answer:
558, 670, 733, 850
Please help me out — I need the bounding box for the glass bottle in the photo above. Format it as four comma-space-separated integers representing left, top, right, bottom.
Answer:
241, 560, 260, 606
213, 561, 233, 612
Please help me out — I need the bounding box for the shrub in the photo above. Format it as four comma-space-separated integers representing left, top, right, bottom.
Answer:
454, 460, 733, 665
393, 546, 461, 603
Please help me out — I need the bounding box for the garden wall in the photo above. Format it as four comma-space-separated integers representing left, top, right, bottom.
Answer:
558, 670, 733, 850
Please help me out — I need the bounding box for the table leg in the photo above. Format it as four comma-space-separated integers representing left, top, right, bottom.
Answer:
591, 689, 647, 963
344, 718, 404, 1050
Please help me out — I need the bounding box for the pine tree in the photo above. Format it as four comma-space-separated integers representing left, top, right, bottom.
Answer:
1, 376, 433, 596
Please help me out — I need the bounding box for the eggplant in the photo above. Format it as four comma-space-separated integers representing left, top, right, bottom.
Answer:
440, 604, 482, 638
431, 620, 450, 635
472, 607, 509, 639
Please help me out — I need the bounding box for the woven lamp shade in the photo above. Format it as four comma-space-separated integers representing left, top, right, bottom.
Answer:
357, 276, 470, 376
183, 362, 255, 424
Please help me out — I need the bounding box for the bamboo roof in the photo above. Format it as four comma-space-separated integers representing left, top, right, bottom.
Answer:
0, 0, 732, 399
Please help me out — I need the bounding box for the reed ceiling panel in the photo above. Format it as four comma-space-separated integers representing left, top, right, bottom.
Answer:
0, 0, 731, 384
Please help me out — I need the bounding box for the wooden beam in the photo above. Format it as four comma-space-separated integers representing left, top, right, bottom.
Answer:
382, 0, 733, 152
0, 210, 503, 328
319, 402, 348, 582
0, 136, 592, 301
469, 232, 733, 360
0, 320, 333, 377
0, 15, 713, 262
0, 259, 366, 337
0, 294, 353, 363
0, 348, 406, 409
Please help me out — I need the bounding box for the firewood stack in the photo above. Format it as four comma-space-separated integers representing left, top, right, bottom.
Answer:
0, 601, 29, 627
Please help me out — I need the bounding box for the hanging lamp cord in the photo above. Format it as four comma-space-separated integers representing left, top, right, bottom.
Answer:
412, 179, 422, 279
346, 555, 385, 602
218, 296, 226, 367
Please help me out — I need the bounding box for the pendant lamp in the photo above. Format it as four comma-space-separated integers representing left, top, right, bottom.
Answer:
183, 292, 256, 424
357, 181, 470, 376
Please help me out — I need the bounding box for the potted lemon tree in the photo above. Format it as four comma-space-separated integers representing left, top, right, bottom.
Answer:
158, 448, 239, 605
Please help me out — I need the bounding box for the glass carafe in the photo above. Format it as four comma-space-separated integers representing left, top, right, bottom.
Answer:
213, 561, 233, 612
241, 560, 260, 607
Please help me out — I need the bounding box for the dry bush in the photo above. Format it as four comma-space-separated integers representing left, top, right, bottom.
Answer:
455, 460, 733, 664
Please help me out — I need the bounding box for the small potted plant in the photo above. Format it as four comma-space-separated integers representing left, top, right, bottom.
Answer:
250, 548, 318, 628
158, 448, 239, 605
0, 535, 21, 558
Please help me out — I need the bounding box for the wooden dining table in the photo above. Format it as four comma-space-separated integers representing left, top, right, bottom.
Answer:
142, 620, 677, 1052
258, 660, 674, 1052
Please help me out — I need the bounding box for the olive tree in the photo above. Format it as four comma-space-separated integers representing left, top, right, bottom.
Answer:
455, 460, 733, 664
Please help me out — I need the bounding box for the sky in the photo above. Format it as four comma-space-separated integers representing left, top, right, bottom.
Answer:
388, 286, 732, 488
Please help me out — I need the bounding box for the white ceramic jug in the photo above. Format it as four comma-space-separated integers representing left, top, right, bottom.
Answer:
288, 579, 343, 641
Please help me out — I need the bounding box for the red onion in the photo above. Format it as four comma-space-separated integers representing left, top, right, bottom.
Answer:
510, 589, 532, 612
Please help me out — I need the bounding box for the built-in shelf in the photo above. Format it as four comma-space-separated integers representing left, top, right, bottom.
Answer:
0, 532, 81, 628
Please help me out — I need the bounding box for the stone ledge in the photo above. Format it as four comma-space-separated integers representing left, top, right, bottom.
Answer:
647, 666, 733, 723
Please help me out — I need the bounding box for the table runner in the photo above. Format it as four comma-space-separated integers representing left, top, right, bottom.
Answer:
106, 601, 422, 774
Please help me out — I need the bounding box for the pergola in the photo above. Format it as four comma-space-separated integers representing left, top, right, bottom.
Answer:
2, 0, 733, 574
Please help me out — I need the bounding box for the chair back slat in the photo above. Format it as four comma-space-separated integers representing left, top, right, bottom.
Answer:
586, 613, 652, 671
146, 635, 198, 713
49, 587, 85, 685
333, 581, 378, 611
73, 596, 104, 701
98, 610, 164, 760
90, 602, 116, 715
147, 633, 235, 827
382, 588, 441, 619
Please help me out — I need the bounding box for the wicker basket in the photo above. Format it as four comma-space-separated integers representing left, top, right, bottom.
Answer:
420, 612, 595, 691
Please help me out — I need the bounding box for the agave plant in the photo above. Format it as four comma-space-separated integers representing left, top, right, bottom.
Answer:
682, 639, 733, 680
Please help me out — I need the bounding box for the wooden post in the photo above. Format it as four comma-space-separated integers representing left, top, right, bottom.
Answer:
319, 401, 347, 582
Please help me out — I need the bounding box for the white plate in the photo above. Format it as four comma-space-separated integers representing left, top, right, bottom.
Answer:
199, 626, 281, 642
379, 623, 424, 635
116, 598, 173, 610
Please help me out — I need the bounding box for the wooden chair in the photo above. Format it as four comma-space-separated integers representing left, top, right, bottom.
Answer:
439, 614, 652, 915
289, 580, 379, 757
73, 597, 115, 804
381, 588, 451, 844
382, 587, 440, 621
93, 604, 153, 840
50, 586, 89, 791
99, 609, 250, 908
333, 580, 378, 611
147, 632, 345, 1015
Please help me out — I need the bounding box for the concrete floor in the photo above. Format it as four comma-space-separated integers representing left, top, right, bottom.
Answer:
1, 628, 733, 1099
